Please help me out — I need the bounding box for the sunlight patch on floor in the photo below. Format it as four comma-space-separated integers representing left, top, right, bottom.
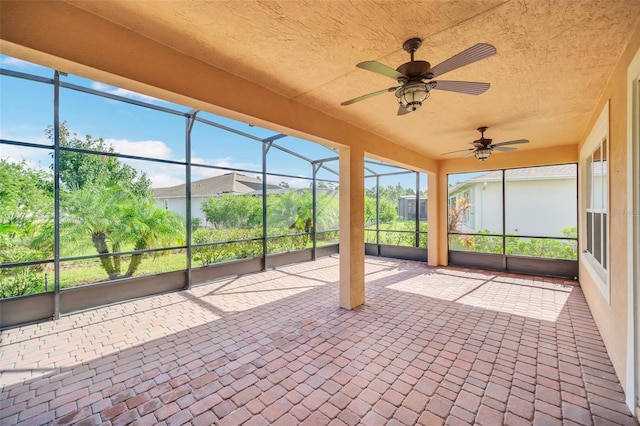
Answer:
387, 271, 573, 322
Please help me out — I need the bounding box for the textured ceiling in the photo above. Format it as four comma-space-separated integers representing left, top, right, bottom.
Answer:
67, 0, 640, 159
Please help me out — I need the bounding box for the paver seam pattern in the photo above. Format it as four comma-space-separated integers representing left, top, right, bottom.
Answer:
0, 256, 635, 425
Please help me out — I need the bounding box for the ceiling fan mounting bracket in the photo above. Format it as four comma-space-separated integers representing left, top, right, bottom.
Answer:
402, 38, 423, 54
478, 126, 488, 134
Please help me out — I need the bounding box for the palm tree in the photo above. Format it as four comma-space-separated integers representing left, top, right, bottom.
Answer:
120, 198, 185, 277
269, 190, 339, 233
62, 185, 185, 280
267, 190, 305, 232
314, 192, 339, 232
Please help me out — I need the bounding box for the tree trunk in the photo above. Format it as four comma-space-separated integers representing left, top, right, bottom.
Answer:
112, 242, 122, 274
124, 240, 145, 278
91, 231, 119, 280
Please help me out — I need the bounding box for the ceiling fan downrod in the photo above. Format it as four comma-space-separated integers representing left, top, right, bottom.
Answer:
402, 38, 423, 62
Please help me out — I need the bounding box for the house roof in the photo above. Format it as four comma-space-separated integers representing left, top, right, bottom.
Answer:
449, 164, 577, 195
472, 164, 576, 182
399, 195, 427, 200
152, 172, 282, 198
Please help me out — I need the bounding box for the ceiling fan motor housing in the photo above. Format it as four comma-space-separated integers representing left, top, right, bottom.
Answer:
473, 137, 492, 147
396, 61, 432, 83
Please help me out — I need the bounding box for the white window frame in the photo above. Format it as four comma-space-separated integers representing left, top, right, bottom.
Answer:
626, 47, 640, 414
580, 102, 610, 302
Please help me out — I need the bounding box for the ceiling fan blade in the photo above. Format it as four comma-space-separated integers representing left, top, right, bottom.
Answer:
341, 86, 399, 106
397, 105, 410, 116
432, 80, 490, 95
492, 139, 529, 147
441, 148, 473, 155
429, 43, 497, 78
493, 146, 517, 152
357, 61, 408, 81
463, 151, 477, 158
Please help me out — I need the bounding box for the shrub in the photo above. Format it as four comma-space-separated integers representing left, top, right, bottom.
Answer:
0, 247, 47, 298
191, 228, 263, 265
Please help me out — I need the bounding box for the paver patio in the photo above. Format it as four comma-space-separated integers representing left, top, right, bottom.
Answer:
0, 255, 636, 425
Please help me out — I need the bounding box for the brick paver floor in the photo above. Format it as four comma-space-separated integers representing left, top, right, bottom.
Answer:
1, 255, 637, 425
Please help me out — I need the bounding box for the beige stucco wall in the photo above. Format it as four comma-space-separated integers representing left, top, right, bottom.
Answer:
575, 19, 640, 392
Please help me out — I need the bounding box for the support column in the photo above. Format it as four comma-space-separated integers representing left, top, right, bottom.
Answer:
427, 171, 441, 266
339, 147, 365, 309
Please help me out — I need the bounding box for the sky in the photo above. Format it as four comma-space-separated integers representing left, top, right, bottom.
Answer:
0, 54, 436, 191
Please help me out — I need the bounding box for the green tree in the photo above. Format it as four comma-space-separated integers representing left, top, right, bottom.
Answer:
367, 183, 415, 207
122, 197, 185, 275
268, 190, 339, 233
0, 159, 53, 244
48, 122, 151, 198
365, 182, 414, 225
364, 196, 397, 225
0, 160, 53, 297
48, 123, 185, 280
314, 192, 339, 231
268, 190, 312, 233
201, 194, 263, 229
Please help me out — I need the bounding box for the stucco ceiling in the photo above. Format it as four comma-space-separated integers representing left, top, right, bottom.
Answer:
64, 0, 640, 159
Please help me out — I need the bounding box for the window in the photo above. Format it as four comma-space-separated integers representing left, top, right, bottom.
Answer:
586, 138, 608, 271
580, 101, 609, 299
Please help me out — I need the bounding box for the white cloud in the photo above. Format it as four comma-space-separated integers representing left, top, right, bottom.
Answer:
266, 176, 311, 189
0, 127, 51, 145
0, 134, 282, 190
137, 158, 261, 189
191, 156, 309, 188
91, 82, 164, 105
116, 155, 184, 189
190, 157, 262, 179
104, 138, 174, 160
0, 56, 34, 68
148, 172, 184, 188
0, 144, 52, 169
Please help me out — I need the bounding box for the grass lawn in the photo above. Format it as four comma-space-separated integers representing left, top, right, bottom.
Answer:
59, 251, 187, 288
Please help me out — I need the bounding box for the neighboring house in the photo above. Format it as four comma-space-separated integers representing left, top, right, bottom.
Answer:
448, 165, 577, 237
398, 196, 427, 221
152, 172, 282, 223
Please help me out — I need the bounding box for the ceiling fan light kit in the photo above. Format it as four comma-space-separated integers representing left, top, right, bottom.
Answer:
341, 37, 496, 115
396, 81, 433, 111
474, 148, 492, 161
